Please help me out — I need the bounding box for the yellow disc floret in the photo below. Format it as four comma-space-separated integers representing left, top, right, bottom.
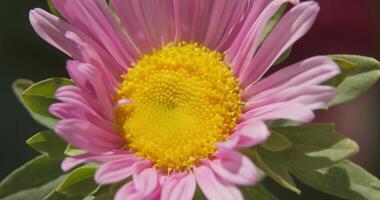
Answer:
115, 43, 242, 171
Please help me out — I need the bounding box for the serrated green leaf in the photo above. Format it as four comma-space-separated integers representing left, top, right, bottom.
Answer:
0, 156, 63, 199
26, 130, 67, 159
261, 130, 292, 152
241, 184, 278, 200
64, 144, 87, 157
244, 148, 301, 194
56, 165, 99, 197
271, 124, 359, 169
22, 78, 73, 129
328, 55, 380, 107
291, 160, 380, 200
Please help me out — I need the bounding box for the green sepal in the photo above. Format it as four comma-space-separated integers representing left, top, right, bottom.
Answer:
328, 55, 380, 107
26, 130, 67, 159
291, 160, 380, 200
21, 78, 73, 129
0, 156, 64, 199
55, 165, 99, 197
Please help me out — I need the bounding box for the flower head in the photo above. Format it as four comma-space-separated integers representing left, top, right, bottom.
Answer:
30, 0, 339, 199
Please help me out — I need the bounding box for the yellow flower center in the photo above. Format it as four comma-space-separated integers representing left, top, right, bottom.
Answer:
115, 43, 242, 171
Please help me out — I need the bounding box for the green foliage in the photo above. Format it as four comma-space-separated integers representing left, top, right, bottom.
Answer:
18, 78, 73, 129
269, 124, 359, 169
12, 79, 33, 102
261, 130, 292, 152
0, 156, 64, 199
246, 123, 380, 200
64, 144, 87, 157
56, 165, 99, 197
260, 4, 287, 44
245, 148, 301, 194
241, 184, 278, 200
47, 0, 62, 18
328, 55, 380, 107
261, 4, 292, 66
291, 160, 380, 200
26, 130, 67, 159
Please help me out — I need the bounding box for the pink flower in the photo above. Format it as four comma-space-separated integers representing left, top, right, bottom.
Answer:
30, 0, 339, 199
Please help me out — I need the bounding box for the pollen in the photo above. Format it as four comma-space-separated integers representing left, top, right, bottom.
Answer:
115, 43, 242, 171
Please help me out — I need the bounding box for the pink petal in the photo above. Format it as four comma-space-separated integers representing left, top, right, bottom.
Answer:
193, 165, 243, 200
95, 156, 141, 184
133, 162, 158, 198
115, 182, 142, 200
29, 9, 81, 58
49, 103, 113, 133
239, 1, 320, 88
161, 172, 196, 200
228, 0, 293, 76
51, 0, 137, 67
61, 151, 130, 171
219, 120, 270, 149
203, 0, 249, 50
29, 8, 124, 76
64, 31, 121, 86
66, 60, 114, 120
227, 0, 292, 60
245, 85, 336, 111
55, 119, 123, 154
243, 56, 340, 100
209, 150, 257, 185
51, 86, 114, 132
111, 0, 174, 53
243, 102, 315, 123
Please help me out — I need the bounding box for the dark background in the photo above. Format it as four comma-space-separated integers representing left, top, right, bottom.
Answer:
0, 0, 379, 199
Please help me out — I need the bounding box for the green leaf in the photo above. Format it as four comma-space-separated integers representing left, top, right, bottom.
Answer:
1, 176, 66, 200
291, 160, 380, 200
274, 47, 292, 66
64, 144, 87, 157
329, 70, 380, 107
244, 148, 301, 194
56, 165, 99, 197
22, 78, 73, 129
261, 130, 292, 152
270, 124, 359, 169
328, 55, 380, 107
193, 186, 207, 200
47, 0, 62, 18
0, 156, 63, 199
260, 4, 287, 44
241, 184, 278, 200
12, 79, 34, 103
26, 130, 67, 159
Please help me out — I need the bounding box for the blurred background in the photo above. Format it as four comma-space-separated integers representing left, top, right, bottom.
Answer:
0, 0, 379, 199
